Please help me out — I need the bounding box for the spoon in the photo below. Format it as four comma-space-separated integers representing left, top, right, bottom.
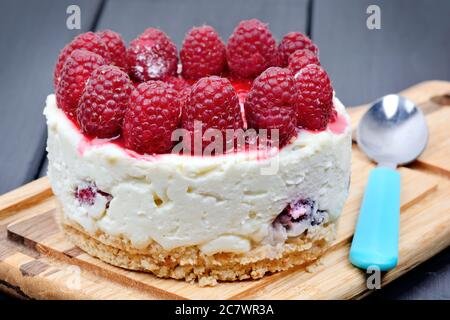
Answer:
349, 94, 429, 271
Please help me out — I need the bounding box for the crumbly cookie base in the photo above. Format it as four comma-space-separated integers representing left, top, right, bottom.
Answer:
61, 216, 336, 287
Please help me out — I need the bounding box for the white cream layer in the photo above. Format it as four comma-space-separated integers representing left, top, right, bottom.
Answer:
44, 94, 351, 254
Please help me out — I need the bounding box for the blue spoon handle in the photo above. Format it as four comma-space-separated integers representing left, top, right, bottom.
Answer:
350, 166, 401, 271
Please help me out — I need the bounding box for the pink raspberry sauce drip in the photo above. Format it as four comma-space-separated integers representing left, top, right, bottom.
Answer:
71, 77, 343, 159
230, 78, 252, 104
328, 113, 347, 135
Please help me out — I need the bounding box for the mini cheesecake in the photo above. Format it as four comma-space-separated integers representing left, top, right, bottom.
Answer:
45, 21, 351, 286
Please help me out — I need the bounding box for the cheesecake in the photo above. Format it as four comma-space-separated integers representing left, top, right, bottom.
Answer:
45, 20, 351, 286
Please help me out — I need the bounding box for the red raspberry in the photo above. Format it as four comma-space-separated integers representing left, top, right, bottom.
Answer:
75, 184, 97, 206
278, 32, 318, 67
180, 25, 226, 79
127, 28, 178, 82
295, 64, 333, 131
97, 30, 128, 70
245, 67, 298, 146
164, 76, 191, 106
288, 49, 320, 75
139, 27, 173, 42
165, 76, 190, 92
226, 19, 277, 79
56, 49, 106, 120
75, 182, 112, 206
179, 86, 191, 107
54, 32, 109, 88
77, 65, 133, 138
182, 76, 243, 153
330, 108, 338, 122
123, 81, 181, 154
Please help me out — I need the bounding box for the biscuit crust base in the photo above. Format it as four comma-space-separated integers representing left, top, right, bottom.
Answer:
61, 217, 336, 287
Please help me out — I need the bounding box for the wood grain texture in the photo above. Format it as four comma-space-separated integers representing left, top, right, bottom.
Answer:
311, 0, 450, 106
0, 176, 52, 214
0, 0, 103, 195
0, 81, 448, 299
96, 0, 309, 46
20, 260, 50, 277
417, 108, 450, 176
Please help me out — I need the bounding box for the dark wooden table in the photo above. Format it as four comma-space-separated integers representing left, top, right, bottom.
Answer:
0, 0, 449, 300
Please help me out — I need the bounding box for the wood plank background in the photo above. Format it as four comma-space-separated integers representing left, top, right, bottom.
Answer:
0, 0, 449, 299
312, 0, 450, 106
0, 0, 104, 191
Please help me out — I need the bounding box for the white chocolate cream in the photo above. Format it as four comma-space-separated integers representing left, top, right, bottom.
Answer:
44, 94, 351, 254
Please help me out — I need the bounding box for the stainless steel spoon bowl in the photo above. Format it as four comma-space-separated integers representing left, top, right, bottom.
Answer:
357, 94, 429, 168
350, 94, 429, 271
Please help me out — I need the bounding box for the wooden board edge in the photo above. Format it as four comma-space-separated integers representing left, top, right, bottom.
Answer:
34, 242, 187, 300
0, 177, 52, 216
0, 253, 88, 300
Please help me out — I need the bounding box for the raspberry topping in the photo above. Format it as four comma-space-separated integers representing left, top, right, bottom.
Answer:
165, 76, 191, 92
164, 76, 191, 107
226, 19, 277, 79
295, 64, 333, 131
127, 28, 178, 82
97, 30, 128, 70
56, 49, 106, 120
180, 25, 227, 79
287, 49, 321, 75
77, 65, 133, 138
245, 67, 298, 146
278, 32, 318, 67
123, 81, 181, 154
54, 32, 109, 88
53, 22, 337, 156
182, 76, 244, 153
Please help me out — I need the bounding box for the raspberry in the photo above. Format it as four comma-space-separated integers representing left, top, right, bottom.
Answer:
97, 30, 128, 69
75, 183, 97, 206
165, 76, 190, 92
75, 182, 112, 206
278, 32, 318, 67
226, 19, 277, 78
287, 49, 320, 76
56, 49, 106, 120
180, 25, 226, 79
330, 108, 338, 122
245, 67, 298, 146
54, 32, 109, 88
123, 81, 181, 154
139, 27, 172, 42
127, 28, 178, 82
77, 65, 133, 138
295, 64, 333, 131
165, 76, 191, 106
178, 86, 191, 107
274, 198, 325, 231
182, 76, 243, 153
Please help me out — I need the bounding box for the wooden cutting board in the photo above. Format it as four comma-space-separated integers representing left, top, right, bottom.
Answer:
0, 81, 449, 300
